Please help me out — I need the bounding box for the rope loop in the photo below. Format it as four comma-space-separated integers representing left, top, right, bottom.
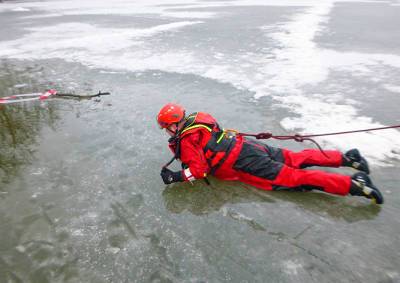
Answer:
255, 132, 272, 139
293, 134, 304, 142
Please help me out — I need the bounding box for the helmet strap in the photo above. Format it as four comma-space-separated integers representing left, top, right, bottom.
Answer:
174, 122, 180, 136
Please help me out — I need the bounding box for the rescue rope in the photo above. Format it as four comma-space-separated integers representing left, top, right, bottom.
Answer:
237, 124, 400, 158
55, 91, 110, 98
0, 89, 57, 104
0, 90, 110, 104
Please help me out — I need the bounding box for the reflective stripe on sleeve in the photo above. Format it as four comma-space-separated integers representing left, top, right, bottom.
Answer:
184, 168, 196, 181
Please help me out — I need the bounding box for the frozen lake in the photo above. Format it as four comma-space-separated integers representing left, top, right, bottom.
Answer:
1, 0, 400, 282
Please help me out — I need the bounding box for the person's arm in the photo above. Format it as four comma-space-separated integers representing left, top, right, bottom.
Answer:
160, 131, 209, 184
179, 132, 210, 182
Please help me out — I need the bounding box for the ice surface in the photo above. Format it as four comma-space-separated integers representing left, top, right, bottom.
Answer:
1, 0, 399, 165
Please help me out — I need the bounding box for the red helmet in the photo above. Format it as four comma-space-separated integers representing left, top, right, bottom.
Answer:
157, 103, 185, 129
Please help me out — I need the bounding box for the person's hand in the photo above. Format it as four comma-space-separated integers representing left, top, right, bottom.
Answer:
160, 167, 183, 184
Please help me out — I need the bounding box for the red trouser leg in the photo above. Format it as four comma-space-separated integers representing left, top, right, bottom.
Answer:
282, 149, 343, 169
236, 164, 352, 195
232, 141, 350, 195
272, 165, 351, 195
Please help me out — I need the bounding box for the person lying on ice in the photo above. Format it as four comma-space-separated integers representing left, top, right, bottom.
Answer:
157, 103, 384, 204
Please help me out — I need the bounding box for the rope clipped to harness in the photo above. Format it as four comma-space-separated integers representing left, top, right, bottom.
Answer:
240, 132, 329, 157
238, 124, 400, 158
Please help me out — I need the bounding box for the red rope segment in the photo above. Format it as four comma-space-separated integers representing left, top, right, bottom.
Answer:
237, 124, 400, 158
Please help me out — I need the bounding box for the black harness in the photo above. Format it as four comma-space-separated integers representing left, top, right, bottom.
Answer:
174, 112, 236, 175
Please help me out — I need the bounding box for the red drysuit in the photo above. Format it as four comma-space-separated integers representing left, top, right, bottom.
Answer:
171, 112, 351, 196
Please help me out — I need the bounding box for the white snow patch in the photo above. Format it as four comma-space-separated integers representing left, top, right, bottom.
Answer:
15, 245, 26, 253
12, 7, 31, 12
71, 229, 84, 236
0, 21, 202, 58
253, 3, 400, 165
87, 212, 98, 218
14, 83, 28, 88
106, 247, 121, 254
383, 84, 400, 93
283, 260, 303, 276
279, 95, 400, 165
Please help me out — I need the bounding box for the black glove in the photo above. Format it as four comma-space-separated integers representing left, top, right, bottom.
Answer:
160, 167, 184, 184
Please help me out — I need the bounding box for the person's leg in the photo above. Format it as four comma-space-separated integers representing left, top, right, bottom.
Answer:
272, 165, 351, 195
233, 140, 382, 202
281, 147, 370, 174
234, 141, 350, 195
237, 162, 385, 202
245, 140, 343, 169
281, 148, 342, 169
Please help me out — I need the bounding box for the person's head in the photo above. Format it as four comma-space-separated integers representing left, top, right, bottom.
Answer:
157, 103, 186, 136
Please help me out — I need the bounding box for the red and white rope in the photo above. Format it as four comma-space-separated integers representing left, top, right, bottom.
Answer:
0, 89, 57, 104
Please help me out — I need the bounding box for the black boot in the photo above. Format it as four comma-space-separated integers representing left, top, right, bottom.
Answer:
350, 172, 384, 204
343, 149, 370, 174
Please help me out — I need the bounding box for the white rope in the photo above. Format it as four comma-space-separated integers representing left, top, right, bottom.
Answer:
1, 93, 43, 99
0, 90, 57, 104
